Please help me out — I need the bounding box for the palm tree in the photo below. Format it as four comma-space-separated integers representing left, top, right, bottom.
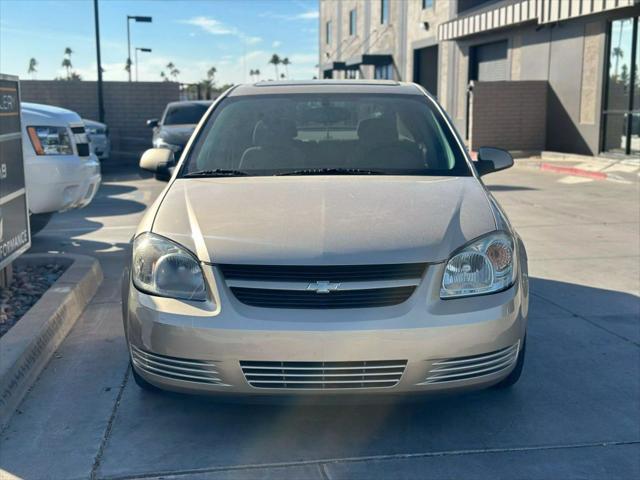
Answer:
268, 54, 281, 78
124, 58, 132, 75
249, 69, 255, 81
207, 66, 217, 83
27, 58, 37, 78
282, 57, 290, 78
255, 69, 261, 81
62, 47, 73, 79
166, 62, 179, 82
280, 73, 285, 79
160, 71, 167, 81
612, 47, 624, 79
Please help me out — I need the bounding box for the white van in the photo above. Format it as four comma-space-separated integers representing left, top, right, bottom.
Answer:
21, 103, 102, 233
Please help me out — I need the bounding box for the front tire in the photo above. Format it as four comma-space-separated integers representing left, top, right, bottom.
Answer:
493, 337, 526, 389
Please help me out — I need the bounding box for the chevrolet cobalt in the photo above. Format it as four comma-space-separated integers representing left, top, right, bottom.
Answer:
125, 81, 528, 397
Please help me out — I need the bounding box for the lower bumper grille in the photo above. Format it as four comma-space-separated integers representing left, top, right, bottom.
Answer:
421, 343, 520, 385
131, 345, 227, 385
231, 286, 415, 309
240, 360, 407, 389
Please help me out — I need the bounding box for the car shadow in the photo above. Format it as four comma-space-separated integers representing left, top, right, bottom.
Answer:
102, 277, 640, 476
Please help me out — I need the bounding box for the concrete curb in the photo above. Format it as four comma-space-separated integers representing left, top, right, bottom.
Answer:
539, 163, 608, 180
0, 253, 103, 430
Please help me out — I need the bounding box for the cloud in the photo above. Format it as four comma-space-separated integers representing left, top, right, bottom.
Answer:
272, 40, 282, 48
180, 16, 262, 45
296, 10, 319, 20
260, 10, 319, 21
182, 16, 236, 35
245, 36, 262, 45
289, 53, 318, 64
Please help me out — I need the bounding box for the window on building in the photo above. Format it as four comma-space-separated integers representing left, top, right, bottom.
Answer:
374, 64, 393, 80
346, 69, 360, 79
326, 20, 332, 45
349, 9, 357, 36
422, 0, 434, 9
381, 0, 389, 25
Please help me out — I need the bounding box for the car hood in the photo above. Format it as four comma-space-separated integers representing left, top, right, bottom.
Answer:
22, 102, 81, 126
151, 176, 496, 265
157, 125, 196, 145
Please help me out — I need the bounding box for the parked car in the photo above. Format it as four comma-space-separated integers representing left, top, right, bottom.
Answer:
21, 103, 101, 233
146, 100, 212, 160
83, 118, 110, 160
126, 81, 528, 397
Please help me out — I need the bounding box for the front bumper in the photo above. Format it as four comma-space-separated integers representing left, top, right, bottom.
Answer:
25, 154, 101, 214
124, 263, 528, 396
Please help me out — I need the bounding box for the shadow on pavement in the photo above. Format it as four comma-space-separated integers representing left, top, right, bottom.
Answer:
487, 185, 538, 192
93, 278, 640, 478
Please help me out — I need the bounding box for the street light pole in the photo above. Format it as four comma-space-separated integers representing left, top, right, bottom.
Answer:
135, 48, 152, 82
93, 0, 105, 122
126, 17, 131, 82
126, 15, 152, 82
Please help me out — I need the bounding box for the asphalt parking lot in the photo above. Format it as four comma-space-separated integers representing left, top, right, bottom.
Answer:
1, 161, 638, 480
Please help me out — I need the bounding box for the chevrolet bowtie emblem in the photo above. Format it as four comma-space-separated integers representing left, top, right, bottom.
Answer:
307, 281, 340, 294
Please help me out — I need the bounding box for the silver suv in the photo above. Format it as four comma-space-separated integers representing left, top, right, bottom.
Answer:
125, 81, 528, 397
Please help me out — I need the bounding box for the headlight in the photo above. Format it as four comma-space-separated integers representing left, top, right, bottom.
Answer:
153, 138, 180, 152
132, 233, 207, 301
27, 126, 73, 155
441, 231, 516, 299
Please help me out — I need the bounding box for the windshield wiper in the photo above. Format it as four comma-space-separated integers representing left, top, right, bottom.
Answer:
182, 169, 249, 178
275, 167, 387, 176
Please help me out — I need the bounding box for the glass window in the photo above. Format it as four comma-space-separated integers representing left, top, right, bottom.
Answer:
605, 18, 634, 111
183, 94, 470, 177
374, 64, 393, 80
349, 9, 357, 36
381, 0, 389, 25
326, 20, 332, 45
423, 0, 434, 9
162, 104, 210, 125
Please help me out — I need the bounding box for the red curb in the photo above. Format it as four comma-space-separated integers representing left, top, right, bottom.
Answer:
540, 163, 608, 180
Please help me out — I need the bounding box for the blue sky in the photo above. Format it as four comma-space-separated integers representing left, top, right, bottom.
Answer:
0, 0, 319, 84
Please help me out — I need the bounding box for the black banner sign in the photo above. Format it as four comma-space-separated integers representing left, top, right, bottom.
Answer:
0, 74, 30, 270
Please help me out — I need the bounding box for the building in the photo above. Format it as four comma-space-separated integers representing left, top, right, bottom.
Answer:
319, 0, 640, 158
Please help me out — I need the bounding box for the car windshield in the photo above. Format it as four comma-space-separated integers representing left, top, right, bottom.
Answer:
182, 93, 470, 176
163, 104, 210, 125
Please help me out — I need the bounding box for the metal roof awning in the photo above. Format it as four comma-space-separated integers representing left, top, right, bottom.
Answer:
332, 61, 347, 71
346, 54, 393, 68
438, 0, 637, 41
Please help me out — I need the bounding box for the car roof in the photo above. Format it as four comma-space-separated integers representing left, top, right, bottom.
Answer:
166, 100, 213, 108
228, 80, 424, 97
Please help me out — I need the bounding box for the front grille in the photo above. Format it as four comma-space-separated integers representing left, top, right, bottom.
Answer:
240, 360, 407, 389
131, 345, 227, 385
76, 143, 90, 156
219, 263, 427, 282
231, 286, 415, 309
70, 126, 86, 134
421, 343, 519, 385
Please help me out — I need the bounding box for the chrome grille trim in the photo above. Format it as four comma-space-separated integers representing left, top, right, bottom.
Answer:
420, 343, 519, 385
131, 345, 229, 386
220, 263, 426, 309
240, 360, 407, 389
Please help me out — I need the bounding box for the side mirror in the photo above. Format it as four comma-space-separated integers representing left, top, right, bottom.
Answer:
146, 118, 159, 128
475, 147, 514, 176
139, 148, 175, 182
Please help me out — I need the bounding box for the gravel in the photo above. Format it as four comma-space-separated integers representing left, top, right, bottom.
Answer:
0, 263, 67, 338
